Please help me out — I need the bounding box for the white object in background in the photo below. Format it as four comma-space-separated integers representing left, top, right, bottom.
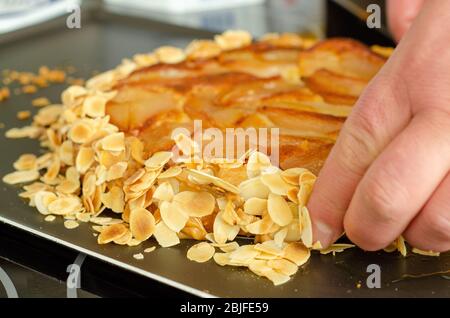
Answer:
104, 0, 265, 14
0, 0, 81, 34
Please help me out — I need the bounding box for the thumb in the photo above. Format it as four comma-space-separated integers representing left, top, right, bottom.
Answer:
387, 0, 425, 42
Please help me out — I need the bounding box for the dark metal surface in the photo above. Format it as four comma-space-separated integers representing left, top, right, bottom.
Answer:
0, 10, 448, 298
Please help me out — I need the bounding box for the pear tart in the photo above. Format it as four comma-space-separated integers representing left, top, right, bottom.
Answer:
3, 31, 406, 287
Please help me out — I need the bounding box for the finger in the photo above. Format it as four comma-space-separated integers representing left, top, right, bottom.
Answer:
344, 109, 450, 251
307, 75, 411, 247
387, 0, 425, 42
403, 173, 450, 252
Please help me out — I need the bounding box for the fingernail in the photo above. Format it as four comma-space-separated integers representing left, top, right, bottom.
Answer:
313, 220, 335, 247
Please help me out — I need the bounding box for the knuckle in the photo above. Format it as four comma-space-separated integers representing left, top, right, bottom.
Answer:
423, 209, 450, 242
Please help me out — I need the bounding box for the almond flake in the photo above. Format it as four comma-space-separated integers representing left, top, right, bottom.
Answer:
187, 242, 216, 263
283, 242, 310, 266
160, 201, 188, 232
64, 220, 79, 229
267, 193, 292, 227
173, 191, 215, 217
3, 170, 40, 185
153, 221, 180, 247
100, 132, 125, 152
98, 223, 128, 244
145, 151, 173, 170
13, 154, 37, 171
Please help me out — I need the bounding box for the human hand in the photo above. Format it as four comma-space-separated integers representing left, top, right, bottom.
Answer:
307, 0, 450, 252
387, 0, 425, 42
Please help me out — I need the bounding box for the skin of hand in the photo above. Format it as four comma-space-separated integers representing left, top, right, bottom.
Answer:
307, 0, 450, 252
387, 0, 425, 42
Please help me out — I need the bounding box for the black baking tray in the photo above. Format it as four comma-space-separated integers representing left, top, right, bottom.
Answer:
0, 7, 448, 298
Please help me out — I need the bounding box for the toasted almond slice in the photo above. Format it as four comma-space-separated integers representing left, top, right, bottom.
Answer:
411, 248, 440, 257
113, 230, 132, 245
34, 191, 57, 215
144, 246, 156, 253
173, 133, 200, 158
62, 85, 87, 105
312, 241, 323, 250
64, 220, 79, 229
267, 259, 298, 276
56, 180, 79, 194
283, 242, 310, 266
100, 132, 125, 152
47, 196, 82, 215
158, 166, 182, 179
264, 269, 291, 286
75, 147, 95, 174
98, 223, 128, 244
101, 186, 125, 213
300, 206, 313, 248
215, 30, 252, 50
297, 183, 313, 207
69, 120, 95, 144
284, 219, 302, 242
213, 252, 231, 266
14, 154, 37, 171
185, 39, 221, 59
274, 227, 288, 247
255, 240, 284, 256
145, 151, 173, 170
173, 191, 215, 217
247, 151, 271, 178
280, 168, 308, 185
5, 126, 41, 139
212, 241, 240, 253
3, 170, 40, 185
287, 187, 299, 204
243, 198, 267, 216
90, 217, 112, 225
396, 236, 407, 257
106, 162, 128, 181
153, 182, 174, 202
44, 215, 56, 222
127, 238, 142, 247
160, 201, 188, 232
213, 211, 240, 244
186, 169, 239, 193
230, 245, 260, 263
320, 244, 355, 255
267, 193, 292, 227
83, 95, 107, 118
239, 177, 270, 200
248, 259, 272, 276
246, 216, 279, 235
129, 207, 156, 241
261, 173, 293, 196
76, 212, 91, 223
155, 46, 186, 64
124, 168, 145, 185
299, 170, 316, 185
153, 221, 180, 247
187, 242, 216, 263
133, 253, 144, 260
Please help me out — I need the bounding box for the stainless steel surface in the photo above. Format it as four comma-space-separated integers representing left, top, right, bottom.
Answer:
0, 9, 448, 298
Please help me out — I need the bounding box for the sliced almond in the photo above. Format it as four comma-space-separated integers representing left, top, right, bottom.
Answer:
34, 191, 57, 215
239, 177, 270, 200
267, 259, 298, 276
247, 151, 271, 178
153, 182, 174, 202
300, 206, 313, 248
145, 151, 173, 170
64, 220, 79, 229
13, 154, 37, 171
264, 269, 291, 286
283, 242, 310, 266
261, 173, 293, 196
173, 191, 215, 217
98, 223, 128, 244
129, 207, 156, 241
267, 193, 292, 227
160, 201, 188, 232
47, 196, 82, 215
215, 30, 252, 50
243, 198, 267, 215
83, 95, 107, 118
100, 132, 125, 152
3, 170, 39, 185
187, 242, 216, 263
320, 244, 355, 255
153, 221, 180, 247
158, 166, 182, 179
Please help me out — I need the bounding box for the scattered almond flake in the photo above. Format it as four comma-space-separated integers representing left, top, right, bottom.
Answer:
133, 253, 144, 260
245, 215, 279, 235
113, 230, 132, 245
154, 46, 186, 64
243, 198, 267, 216
34, 191, 57, 215
213, 211, 240, 244
17, 110, 31, 120
239, 177, 270, 200
187, 242, 216, 263
3, 170, 40, 185
396, 235, 407, 257
83, 95, 107, 118
13, 154, 37, 171
320, 244, 355, 255
144, 246, 156, 253
215, 30, 252, 50
153, 221, 180, 247
186, 169, 239, 193
22, 84, 37, 94
158, 166, 182, 179
47, 196, 82, 215
172, 191, 216, 217
31, 97, 50, 107
185, 40, 221, 59
311, 241, 323, 250
274, 227, 288, 247
129, 207, 156, 241
68, 120, 95, 144
264, 269, 291, 286
160, 201, 188, 232
260, 173, 293, 196
100, 132, 125, 152
247, 151, 271, 178
255, 240, 284, 256
64, 220, 79, 229
89, 217, 112, 225
44, 215, 56, 222
283, 242, 310, 266
5, 126, 41, 139
145, 151, 173, 170
101, 186, 125, 213
411, 248, 440, 257
230, 245, 259, 263
300, 206, 313, 248
213, 252, 231, 266
267, 193, 292, 227
127, 238, 142, 247
98, 223, 128, 244
76, 212, 91, 223
267, 259, 298, 276
106, 161, 128, 181
133, 53, 158, 67
212, 241, 240, 253
153, 182, 174, 202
